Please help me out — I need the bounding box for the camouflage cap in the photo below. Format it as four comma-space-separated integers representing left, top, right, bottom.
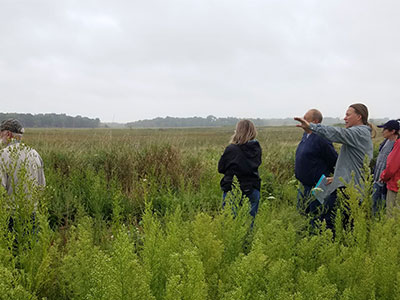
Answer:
0, 119, 25, 134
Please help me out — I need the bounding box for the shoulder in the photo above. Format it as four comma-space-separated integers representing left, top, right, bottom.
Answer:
383, 139, 395, 150
16, 144, 42, 160
27, 147, 43, 161
393, 139, 400, 150
247, 139, 261, 148
311, 132, 324, 141
17, 143, 35, 155
0, 148, 8, 162
0, 144, 14, 158
225, 144, 237, 150
242, 140, 262, 151
350, 125, 371, 135
223, 144, 238, 153
387, 139, 400, 161
311, 133, 330, 144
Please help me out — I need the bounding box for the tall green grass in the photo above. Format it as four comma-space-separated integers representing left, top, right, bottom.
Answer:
1, 126, 398, 299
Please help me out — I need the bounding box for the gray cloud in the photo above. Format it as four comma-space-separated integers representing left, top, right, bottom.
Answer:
0, 0, 399, 122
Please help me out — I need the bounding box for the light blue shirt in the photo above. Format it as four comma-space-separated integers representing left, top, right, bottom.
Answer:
309, 123, 373, 194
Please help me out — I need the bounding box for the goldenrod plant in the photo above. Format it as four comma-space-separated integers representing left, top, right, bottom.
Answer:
1, 127, 400, 299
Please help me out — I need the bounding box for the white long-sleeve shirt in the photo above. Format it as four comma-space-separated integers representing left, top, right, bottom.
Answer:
0, 141, 45, 196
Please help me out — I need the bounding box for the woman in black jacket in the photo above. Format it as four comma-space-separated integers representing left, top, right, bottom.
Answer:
218, 119, 262, 218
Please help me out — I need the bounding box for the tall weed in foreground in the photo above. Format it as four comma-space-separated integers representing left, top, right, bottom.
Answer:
141, 201, 209, 300
140, 200, 168, 299
0, 263, 38, 300
5, 128, 400, 299
164, 249, 208, 300
108, 226, 154, 300
60, 217, 123, 300
218, 197, 302, 299
140, 180, 253, 300
295, 265, 338, 300
0, 155, 56, 299
0, 189, 38, 300
215, 180, 252, 265
59, 217, 105, 299
306, 164, 400, 299
368, 215, 400, 299
52, 216, 154, 300
191, 213, 224, 300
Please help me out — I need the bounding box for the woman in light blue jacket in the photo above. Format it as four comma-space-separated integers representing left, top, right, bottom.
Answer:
295, 103, 374, 229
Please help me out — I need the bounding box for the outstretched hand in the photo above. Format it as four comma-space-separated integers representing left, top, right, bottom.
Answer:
294, 117, 311, 131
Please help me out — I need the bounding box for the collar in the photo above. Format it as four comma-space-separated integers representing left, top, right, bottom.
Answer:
5, 139, 21, 147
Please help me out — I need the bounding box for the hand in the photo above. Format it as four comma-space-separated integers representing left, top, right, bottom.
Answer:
294, 117, 311, 131
380, 174, 386, 183
326, 177, 333, 185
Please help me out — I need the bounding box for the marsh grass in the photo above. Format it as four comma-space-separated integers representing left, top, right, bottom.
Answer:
1, 126, 399, 299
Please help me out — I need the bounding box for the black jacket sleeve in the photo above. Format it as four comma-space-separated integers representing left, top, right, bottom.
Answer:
218, 146, 231, 174
321, 140, 338, 174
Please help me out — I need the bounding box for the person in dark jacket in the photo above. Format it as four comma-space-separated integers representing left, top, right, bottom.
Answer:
295, 109, 338, 214
295, 103, 374, 230
218, 119, 262, 218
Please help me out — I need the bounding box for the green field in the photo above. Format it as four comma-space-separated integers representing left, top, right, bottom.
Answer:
1, 126, 398, 300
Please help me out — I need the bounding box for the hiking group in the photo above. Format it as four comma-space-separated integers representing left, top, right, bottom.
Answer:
218, 103, 400, 229
1, 104, 399, 231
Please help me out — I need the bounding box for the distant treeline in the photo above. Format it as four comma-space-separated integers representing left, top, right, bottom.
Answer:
126, 115, 350, 128
1, 113, 390, 129
0, 113, 101, 128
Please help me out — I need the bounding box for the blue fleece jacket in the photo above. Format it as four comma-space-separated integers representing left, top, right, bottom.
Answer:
295, 132, 338, 186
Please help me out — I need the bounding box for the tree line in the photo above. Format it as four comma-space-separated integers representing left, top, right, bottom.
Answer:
1, 113, 389, 128
126, 115, 348, 128
0, 113, 101, 128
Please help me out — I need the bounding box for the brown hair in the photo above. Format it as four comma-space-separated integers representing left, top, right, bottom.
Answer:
230, 119, 257, 144
349, 103, 368, 125
349, 103, 376, 137
397, 119, 400, 136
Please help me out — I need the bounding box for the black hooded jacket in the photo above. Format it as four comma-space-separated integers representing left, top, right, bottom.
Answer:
218, 140, 262, 193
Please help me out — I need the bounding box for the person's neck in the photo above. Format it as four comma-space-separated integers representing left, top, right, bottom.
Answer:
388, 135, 398, 141
7, 138, 21, 146
305, 121, 318, 134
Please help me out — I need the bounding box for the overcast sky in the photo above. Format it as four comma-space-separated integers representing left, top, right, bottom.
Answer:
0, 0, 399, 123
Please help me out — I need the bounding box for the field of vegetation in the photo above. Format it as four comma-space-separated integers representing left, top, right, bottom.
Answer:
2, 126, 400, 300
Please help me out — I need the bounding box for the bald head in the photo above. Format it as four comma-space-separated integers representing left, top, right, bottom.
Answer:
304, 109, 323, 124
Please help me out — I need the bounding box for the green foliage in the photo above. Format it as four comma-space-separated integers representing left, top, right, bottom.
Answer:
0, 263, 37, 300
295, 265, 338, 299
108, 226, 154, 300
191, 213, 224, 299
0, 112, 100, 128
60, 217, 108, 299
2, 127, 399, 300
164, 249, 207, 300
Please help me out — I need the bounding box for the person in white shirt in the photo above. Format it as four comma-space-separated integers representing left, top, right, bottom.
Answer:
0, 119, 45, 198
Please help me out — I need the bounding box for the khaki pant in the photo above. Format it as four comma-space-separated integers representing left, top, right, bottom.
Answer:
386, 189, 399, 217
